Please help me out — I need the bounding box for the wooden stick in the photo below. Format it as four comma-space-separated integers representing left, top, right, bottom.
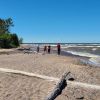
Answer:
46, 72, 70, 100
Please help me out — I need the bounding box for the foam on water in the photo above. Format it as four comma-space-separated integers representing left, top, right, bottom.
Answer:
62, 50, 100, 67
89, 57, 100, 66
63, 45, 100, 48
64, 50, 99, 58
92, 48, 97, 51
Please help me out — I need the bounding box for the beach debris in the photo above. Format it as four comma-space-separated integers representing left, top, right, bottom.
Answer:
0, 68, 59, 82
67, 81, 100, 90
68, 77, 75, 81
0, 68, 100, 90
24, 50, 33, 54
0, 67, 100, 100
46, 72, 71, 100
76, 96, 84, 99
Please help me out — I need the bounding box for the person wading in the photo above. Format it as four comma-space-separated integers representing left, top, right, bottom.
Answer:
44, 45, 47, 53
48, 45, 51, 54
57, 43, 61, 55
37, 45, 40, 53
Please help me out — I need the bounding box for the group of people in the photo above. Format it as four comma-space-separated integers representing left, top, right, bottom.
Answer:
43, 45, 51, 54
37, 43, 61, 55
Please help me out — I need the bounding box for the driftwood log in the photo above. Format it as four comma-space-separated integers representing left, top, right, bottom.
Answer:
46, 72, 71, 100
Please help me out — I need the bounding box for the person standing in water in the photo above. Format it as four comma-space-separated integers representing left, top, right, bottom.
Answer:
37, 45, 40, 53
48, 45, 51, 54
57, 43, 61, 55
44, 45, 47, 53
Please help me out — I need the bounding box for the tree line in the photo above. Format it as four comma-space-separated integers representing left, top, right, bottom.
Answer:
0, 18, 23, 48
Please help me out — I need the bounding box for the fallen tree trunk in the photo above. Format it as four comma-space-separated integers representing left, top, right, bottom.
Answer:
46, 72, 71, 100
0, 68, 99, 90
0, 68, 59, 81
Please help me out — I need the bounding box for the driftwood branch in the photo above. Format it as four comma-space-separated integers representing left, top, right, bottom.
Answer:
46, 72, 71, 100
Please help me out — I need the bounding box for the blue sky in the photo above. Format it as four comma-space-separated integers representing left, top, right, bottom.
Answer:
0, 0, 100, 43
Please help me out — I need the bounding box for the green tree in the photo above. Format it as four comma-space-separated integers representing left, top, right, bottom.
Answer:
0, 18, 22, 48
10, 34, 19, 47
0, 18, 14, 34
0, 33, 12, 48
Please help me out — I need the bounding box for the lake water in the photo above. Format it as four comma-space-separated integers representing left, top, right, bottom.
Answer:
22, 43, 100, 66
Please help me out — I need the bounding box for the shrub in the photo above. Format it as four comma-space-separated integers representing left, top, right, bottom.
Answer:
0, 33, 19, 48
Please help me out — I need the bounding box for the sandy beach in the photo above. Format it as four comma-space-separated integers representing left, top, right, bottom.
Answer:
0, 49, 100, 100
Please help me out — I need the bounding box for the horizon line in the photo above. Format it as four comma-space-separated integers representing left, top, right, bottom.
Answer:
22, 42, 100, 44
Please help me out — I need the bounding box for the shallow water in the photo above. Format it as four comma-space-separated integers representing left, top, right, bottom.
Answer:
22, 43, 100, 66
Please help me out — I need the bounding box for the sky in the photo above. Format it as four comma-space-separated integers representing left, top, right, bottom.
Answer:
0, 0, 100, 43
